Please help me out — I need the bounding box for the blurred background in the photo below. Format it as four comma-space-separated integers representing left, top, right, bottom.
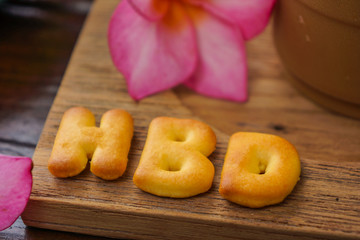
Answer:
0, 0, 92, 157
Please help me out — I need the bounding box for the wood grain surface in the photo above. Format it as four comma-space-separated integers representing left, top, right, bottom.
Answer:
0, 1, 110, 239
20, 0, 360, 239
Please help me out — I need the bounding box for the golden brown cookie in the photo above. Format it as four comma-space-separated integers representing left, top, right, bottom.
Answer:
48, 107, 133, 180
219, 132, 301, 208
133, 117, 216, 198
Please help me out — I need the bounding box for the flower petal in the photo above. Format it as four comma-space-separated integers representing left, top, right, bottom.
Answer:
191, 0, 276, 40
128, 0, 169, 21
108, 0, 198, 100
0, 154, 32, 231
185, 14, 248, 102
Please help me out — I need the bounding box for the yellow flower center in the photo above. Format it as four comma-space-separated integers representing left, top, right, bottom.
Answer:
152, 0, 207, 31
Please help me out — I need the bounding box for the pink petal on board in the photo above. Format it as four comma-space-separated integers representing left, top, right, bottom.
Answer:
108, 0, 198, 100
0, 154, 33, 231
128, 0, 169, 21
191, 0, 276, 40
185, 14, 248, 102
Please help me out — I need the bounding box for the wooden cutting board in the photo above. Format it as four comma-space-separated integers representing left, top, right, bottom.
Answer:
21, 0, 360, 239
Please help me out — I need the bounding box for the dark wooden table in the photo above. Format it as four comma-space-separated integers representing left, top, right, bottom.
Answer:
0, 1, 111, 239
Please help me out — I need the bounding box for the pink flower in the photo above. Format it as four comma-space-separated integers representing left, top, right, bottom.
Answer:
108, 0, 275, 101
0, 154, 32, 231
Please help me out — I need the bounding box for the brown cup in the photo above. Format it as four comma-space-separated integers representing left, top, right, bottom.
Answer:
273, 0, 360, 119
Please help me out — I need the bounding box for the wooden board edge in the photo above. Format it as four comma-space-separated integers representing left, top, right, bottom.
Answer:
21, 197, 357, 240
